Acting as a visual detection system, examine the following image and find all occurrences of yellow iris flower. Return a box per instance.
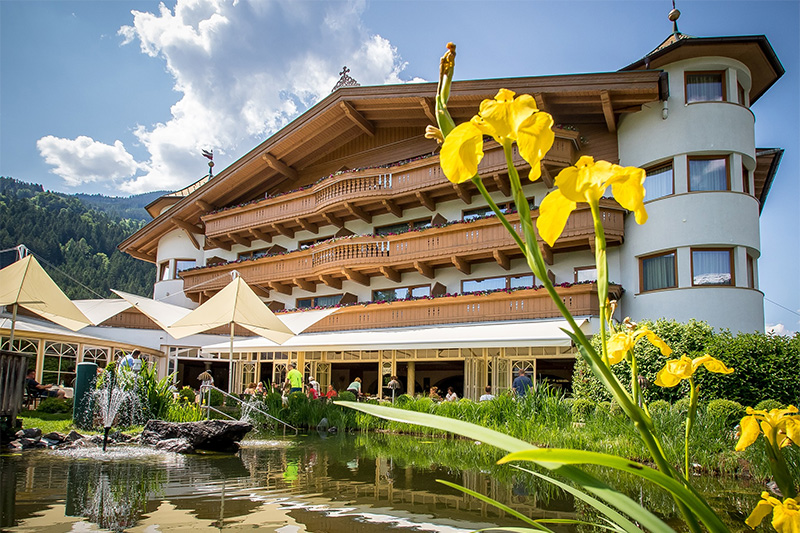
[746,492,800,532]
[653,354,733,388]
[439,89,555,184]
[537,156,647,247]
[606,326,672,365]
[736,405,800,451]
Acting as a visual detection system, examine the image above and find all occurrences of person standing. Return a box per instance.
[512,368,533,397]
[285,363,303,394]
[387,375,401,403]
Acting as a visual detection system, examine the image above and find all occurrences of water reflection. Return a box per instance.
[0,433,759,532]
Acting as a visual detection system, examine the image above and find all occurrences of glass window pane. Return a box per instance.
[692,250,732,285]
[509,275,534,288]
[297,298,312,309]
[686,73,724,103]
[159,262,170,281]
[642,253,676,292]
[689,158,728,191]
[575,268,598,283]
[463,206,495,220]
[316,294,342,307]
[175,260,195,273]
[409,286,431,298]
[644,164,673,201]
[463,277,506,293]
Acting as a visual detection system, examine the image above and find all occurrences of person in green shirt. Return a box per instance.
[285,362,303,394]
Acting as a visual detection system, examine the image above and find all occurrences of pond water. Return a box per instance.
[0,432,757,532]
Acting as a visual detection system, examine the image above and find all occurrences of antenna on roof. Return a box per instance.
[669,0,681,37]
[331,66,360,92]
[202,149,214,177]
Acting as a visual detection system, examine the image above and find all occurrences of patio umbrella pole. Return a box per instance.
[9,302,18,346]
[229,323,234,393]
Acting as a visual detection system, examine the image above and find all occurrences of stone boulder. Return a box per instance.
[141,420,252,453]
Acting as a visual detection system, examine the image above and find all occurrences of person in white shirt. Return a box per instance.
[445,386,458,402]
[479,386,495,402]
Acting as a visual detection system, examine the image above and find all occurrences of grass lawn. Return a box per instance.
[16,410,101,435]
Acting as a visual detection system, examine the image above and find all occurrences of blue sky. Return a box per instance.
[1,0,797,333]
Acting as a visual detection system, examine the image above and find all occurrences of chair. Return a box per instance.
[23,387,42,410]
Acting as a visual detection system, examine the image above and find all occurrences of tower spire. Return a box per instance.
[669,0,681,37]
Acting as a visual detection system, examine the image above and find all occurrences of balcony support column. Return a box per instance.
[406,362,415,396]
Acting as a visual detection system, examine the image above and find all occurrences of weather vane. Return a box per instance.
[669,0,681,36]
[331,66,360,92]
[202,149,214,177]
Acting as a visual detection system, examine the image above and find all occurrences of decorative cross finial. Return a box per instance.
[332,65,360,92]
[669,0,681,36]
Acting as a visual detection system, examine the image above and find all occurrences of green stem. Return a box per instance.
[766,429,798,499]
[685,379,698,481]
[589,202,609,366]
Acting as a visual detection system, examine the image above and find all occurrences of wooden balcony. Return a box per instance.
[300,283,620,333]
[181,199,625,300]
[200,129,581,247]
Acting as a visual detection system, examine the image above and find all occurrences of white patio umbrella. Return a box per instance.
[0,255,92,345]
[166,273,295,391]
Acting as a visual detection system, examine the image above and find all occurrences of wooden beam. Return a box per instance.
[294,278,316,292]
[492,173,510,196]
[414,261,434,279]
[600,90,616,133]
[172,225,200,250]
[541,164,554,189]
[419,97,436,123]
[296,217,318,234]
[195,199,214,213]
[204,237,231,252]
[172,218,203,234]
[322,212,344,228]
[534,92,547,112]
[453,183,472,204]
[319,274,342,290]
[342,267,370,286]
[227,233,251,247]
[345,202,371,223]
[415,191,436,211]
[547,269,556,285]
[451,255,471,275]
[250,284,271,299]
[379,266,401,283]
[272,223,295,238]
[268,281,292,296]
[127,248,154,262]
[381,198,403,217]
[541,243,554,265]
[493,249,510,270]
[340,101,375,137]
[249,228,272,243]
[262,153,298,180]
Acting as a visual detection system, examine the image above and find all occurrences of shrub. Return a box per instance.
[571,398,594,422]
[37,397,73,414]
[208,388,224,407]
[706,399,746,427]
[178,386,196,403]
[395,394,414,407]
[338,391,356,402]
[754,399,785,411]
[673,397,691,416]
[609,401,624,418]
[166,401,204,422]
[649,400,670,415]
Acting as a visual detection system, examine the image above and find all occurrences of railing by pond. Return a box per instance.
[200,384,298,435]
[0,350,34,431]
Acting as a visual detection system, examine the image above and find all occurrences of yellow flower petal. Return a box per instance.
[654,364,682,388]
[478,90,539,142]
[536,189,576,247]
[696,355,734,375]
[639,329,673,356]
[746,493,778,529]
[736,415,762,451]
[607,332,632,365]
[517,111,555,181]
[553,158,594,203]
[785,417,800,447]
[611,167,648,224]
[440,121,484,184]
[772,497,800,533]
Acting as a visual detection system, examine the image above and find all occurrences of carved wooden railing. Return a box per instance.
[202,129,581,239]
[301,283,617,333]
[181,200,624,296]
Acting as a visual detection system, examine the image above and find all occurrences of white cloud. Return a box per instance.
[36,0,417,194]
[36,135,144,187]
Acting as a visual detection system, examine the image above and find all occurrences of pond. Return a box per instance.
[0,432,756,532]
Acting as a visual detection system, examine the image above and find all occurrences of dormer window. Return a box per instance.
[685,71,725,103]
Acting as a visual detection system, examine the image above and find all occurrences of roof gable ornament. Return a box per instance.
[331,66,360,92]
[644,2,692,67]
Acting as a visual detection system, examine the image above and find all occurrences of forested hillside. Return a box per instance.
[0,177,155,298]
[75,190,166,221]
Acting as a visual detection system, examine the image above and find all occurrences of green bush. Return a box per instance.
[609,401,624,418]
[648,399,670,414]
[166,401,204,422]
[706,399,746,427]
[338,391,356,402]
[571,398,594,422]
[754,399,785,411]
[697,332,800,406]
[395,394,414,407]
[37,397,73,414]
[178,386,196,403]
[208,388,224,407]
[673,397,691,416]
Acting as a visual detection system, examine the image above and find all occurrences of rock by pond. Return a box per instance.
[140,419,253,453]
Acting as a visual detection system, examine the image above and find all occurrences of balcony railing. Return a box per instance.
[201,129,581,240]
[181,200,624,298]
[299,283,618,333]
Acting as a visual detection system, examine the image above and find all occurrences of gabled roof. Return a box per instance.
[621,34,784,104]
[120,70,663,262]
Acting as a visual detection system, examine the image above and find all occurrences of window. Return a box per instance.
[237,248,270,260]
[159,261,170,281]
[297,294,342,309]
[689,156,729,192]
[640,251,677,292]
[742,163,751,195]
[643,163,673,201]
[746,255,755,288]
[692,249,733,286]
[373,285,431,302]
[463,198,535,221]
[375,218,431,236]
[574,266,598,283]
[298,236,333,250]
[685,71,725,103]
[737,82,747,106]
[175,259,196,276]
[462,274,534,293]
